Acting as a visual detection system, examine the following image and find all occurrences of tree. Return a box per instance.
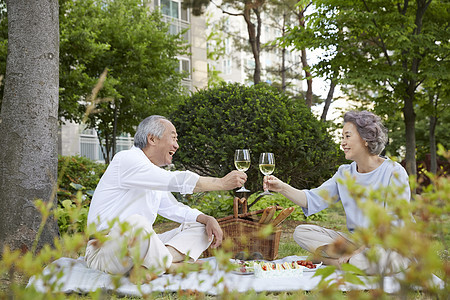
[186,0,267,85]
[264,0,304,95]
[296,1,313,108]
[58,0,187,163]
[0,0,60,252]
[282,0,450,176]
[169,82,345,192]
[274,0,339,119]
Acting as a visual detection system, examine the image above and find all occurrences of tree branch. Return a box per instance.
[361,0,393,66]
[211,0,243,17]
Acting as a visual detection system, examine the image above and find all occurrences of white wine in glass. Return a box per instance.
[259,152,275,195]
[234,149,251,192]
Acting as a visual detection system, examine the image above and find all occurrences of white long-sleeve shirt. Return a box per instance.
[302,158,410,231]
[87,146,202,231]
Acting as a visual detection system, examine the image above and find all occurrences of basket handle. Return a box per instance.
[233,197,239,218]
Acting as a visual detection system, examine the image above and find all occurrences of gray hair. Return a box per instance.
[133,115,169,149]
[343,111,388,155]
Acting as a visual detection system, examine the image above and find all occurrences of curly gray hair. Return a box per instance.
[133,115,168,149]
[343,111,388,155]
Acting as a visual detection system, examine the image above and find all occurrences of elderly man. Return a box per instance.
[85,115,247,279]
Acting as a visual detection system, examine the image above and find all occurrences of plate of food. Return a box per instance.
[294,260,323,272]
[230,259,256,275]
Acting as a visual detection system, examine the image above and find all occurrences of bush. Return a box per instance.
[56,155,106,234]
[170,82,345,192]
[58,155,106,193]
[190,191,235,219]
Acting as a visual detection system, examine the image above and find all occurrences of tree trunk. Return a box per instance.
[401,0,431,178]
[281,13,286,92]
[243,5,261,84]
[301,48,313,107]
[281,47,286,91]
[297,4,312,107]
[403,83,417,177]
[112,102,118,158]
[428,93,438,174]
[429,115,437,174]
[101,132,111,164]
[321,79,336,122]
[0,0,60,252]
[97,130,107,164]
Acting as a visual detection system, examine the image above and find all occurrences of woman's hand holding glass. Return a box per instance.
[259,152,275,196]
[263,175,284,193]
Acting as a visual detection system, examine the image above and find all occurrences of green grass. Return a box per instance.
[277,202,348,258]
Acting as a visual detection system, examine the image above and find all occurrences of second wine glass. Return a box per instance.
[234,149,251,192]
[259,152,275,196]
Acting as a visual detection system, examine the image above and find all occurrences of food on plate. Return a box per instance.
[231,259,256,274]
[254,261,303,278]
[296,259,316,269]
[231,259,321,277]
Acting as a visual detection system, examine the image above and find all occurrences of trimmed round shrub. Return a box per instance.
[169,82,345,192]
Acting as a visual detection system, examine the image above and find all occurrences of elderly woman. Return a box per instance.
[264,111,410,275]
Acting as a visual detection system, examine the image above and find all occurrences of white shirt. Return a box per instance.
[87,146,202,231]
[302,158,410,231]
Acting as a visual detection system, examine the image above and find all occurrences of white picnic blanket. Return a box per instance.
[27,255,443,296]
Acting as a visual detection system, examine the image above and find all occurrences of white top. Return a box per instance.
[87,146,202,231]
[302,158,410,231]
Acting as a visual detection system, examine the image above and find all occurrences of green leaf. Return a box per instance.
[61,199,74,209]
[69,183,84,191]
[313,265,336,279]
[343,272,365,286]
[340,263,365,276]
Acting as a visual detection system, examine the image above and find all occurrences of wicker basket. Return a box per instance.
[204,217,282,260]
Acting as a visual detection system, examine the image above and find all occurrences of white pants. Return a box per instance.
[85,214,211,275]
[294,224,410,275]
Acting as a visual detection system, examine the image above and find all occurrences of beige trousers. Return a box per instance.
[85,214,211,275]
[293,224,410,275]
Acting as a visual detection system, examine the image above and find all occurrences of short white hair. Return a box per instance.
[133,115,168,149]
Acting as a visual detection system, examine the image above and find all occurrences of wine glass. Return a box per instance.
[259,152,275,195]
[234,149,251,192]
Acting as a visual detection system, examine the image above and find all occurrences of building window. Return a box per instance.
[79,128,103,162]
[158,0,189,21]
[225,38,231,55]
[79,127,133,162]
[161,0,179,19]
[222,59,232,75]
[176,57,191,79]
[157,0,190,42]
[246,59,255,69]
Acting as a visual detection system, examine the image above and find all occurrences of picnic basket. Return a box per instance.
[204,196,293,260]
